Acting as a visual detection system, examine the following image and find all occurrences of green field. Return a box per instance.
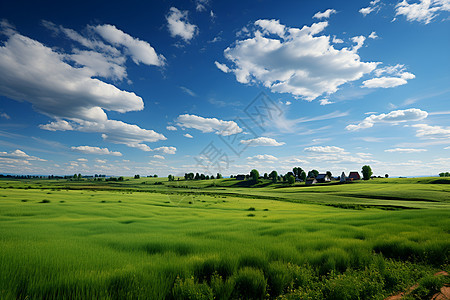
[0,177,449,299]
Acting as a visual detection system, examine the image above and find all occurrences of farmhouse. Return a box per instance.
[316,174,331,183]
[235,174,246,180]
[305,178,317,185]
[347,172,361,181]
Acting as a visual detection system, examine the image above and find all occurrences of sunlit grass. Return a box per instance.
[0,178,449,299]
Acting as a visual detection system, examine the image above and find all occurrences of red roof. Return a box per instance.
[348,172,360,180]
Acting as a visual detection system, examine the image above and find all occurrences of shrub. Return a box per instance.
[248,207,256,211]
[39,199,50,203]
[232,267,267,300]
[172,276,213,300]
[410,274,449,299]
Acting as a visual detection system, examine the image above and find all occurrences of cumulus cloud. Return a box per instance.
[77,158,88,162]
[411,123,450,139]
[359,0,381,16]
[0,23,166,152]
[184,133,193,138]
[0,149,46,161]
[153,146,177,155]
[385,148,427,153]
[362,64,415,88]
[368,31,379,39]
[313,9,337,19]
[304,146,346,153]
[166,7,198,42]
[166,125,177,131]
[221,19,377,100]
[94,24,165,66]
[240,137,285,146]
[71,146,122,156]
[346,108,428,131]
[247,154,278,161]
[395,0,450,24]
[176,114,242,136]
[153,155,165,159]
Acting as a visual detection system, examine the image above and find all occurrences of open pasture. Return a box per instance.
[0,178,449,299]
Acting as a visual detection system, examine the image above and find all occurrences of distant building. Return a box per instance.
[305,178,317,185]
[347,172,361,181]
[340,172,347,183]
[235,174,246,180]
[316,174,331,183]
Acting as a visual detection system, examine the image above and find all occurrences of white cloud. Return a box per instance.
[95,159,107,164]
[70,49,127,80]
[362,64,415,88]
[247,154,278,161]
[304,146,346,153]
[240,137,285,146]
[71,146,122,156]
[385,148,427,153]
[0,149,46,162]
[332,35,344,43]
[166,7,198,42]
[94,24,165,66]
[359,0,381,16]
[176,114,242,136]
[362,76,409,88]
[39,120,74,131]
[222,19,377,101]
[411,123,450,139]
[77,158,88,162]
[184,133,193,138]
[1,112,10,119]
[346,108,428,131]
[368,31,379,39]
[0,32,143,122]
[319,98,334,105]
[153,146,177,155]
[313,9,337,19]
[445,146,450,149]
[395,0,450,24]
[214,61,230,73]
[166,125,177,131]
[153,155,165,160]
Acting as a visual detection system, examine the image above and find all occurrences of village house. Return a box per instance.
[347,172,361,181]
[305,178,318,185]
[316,174,331,183]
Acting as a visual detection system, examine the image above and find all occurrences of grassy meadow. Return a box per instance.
[0,177,449,299]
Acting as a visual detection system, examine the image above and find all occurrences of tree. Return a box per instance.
[362,165,373,180]
[168,175,175,181]
[326,171,332,178]
[385,174,389,178]
[287,174,295,185]
[250,169,259,182]
[154,174,158,178]
[118,176,124,181]
[200,174,206,180]
[293,167,304,178]
[195,173,200,180]
[269,170,278,183]
[206,175,210,180]
[263,173,268,179]
[134,174,140,179]
[211,175,215,179]
[300,171,307,182]
[307,170,319,178]
[78,173,82,180]
[216,173,223,179]
[73,173,77,180]
[230,175,234,178]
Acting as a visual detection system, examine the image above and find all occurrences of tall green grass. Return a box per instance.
[0,178,448,299]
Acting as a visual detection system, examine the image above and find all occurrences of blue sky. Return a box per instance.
[0,0,449,177]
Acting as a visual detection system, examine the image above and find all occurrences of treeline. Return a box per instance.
[439,172,450,177]
[176,173,224,181]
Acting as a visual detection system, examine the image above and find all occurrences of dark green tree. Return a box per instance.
[134,174,140,179]
[216,173,223,179]
[385,174,389,178]
[263,173,268,179]
[269,170,278,183]
[326,171,332,178]
[362,165,373,180]
[287,174,295,185]
[307,170,319,178]
[250,169,259,182]
[300,171,307,182]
